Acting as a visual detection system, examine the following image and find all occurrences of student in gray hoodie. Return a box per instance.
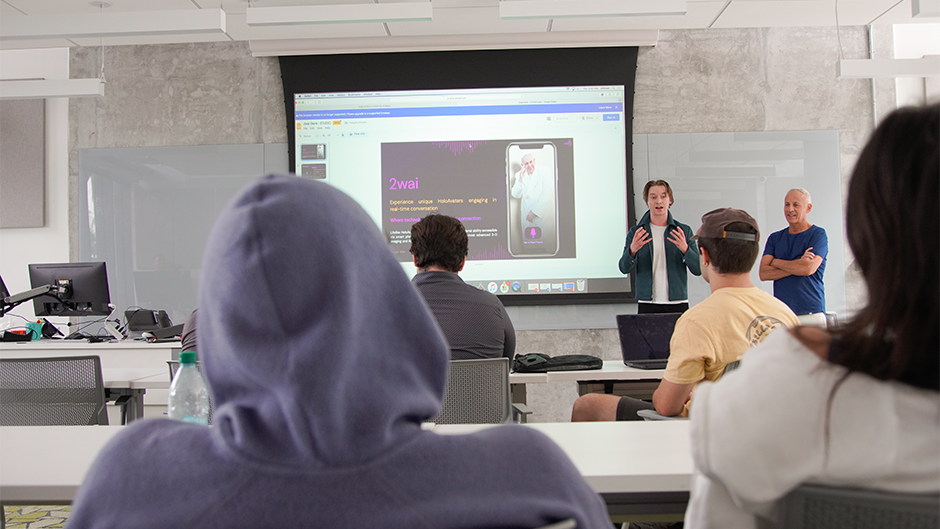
[69,174,611,529]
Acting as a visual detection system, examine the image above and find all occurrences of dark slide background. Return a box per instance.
[382,138,575,261]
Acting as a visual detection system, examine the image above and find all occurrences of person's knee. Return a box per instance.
[571,393,618,422]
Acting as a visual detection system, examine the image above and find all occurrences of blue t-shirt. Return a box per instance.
[762,225,827,315]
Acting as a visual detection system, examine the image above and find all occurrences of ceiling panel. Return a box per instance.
[387,5,547,36]
[0,2,25,17]
[1,0,936,50]
[552,2,727,31]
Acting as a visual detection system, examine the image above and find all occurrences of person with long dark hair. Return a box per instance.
[683,104,940,528]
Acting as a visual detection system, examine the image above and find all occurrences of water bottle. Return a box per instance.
[167,351,210,425]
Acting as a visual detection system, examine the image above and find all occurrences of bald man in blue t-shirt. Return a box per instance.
[759,188,828,326]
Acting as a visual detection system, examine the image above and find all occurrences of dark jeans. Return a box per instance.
[637,302,689,314]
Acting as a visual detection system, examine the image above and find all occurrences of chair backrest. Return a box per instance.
[0,355,108,425]
[431,358,512,425]
[167,360,213,424]
[779,484,940,529]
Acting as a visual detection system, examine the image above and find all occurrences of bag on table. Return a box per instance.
[511,353,602,373]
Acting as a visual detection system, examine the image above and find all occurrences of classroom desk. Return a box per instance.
[435,421,691,519]
[1,341,177,424]
[0,339,180,369]
[0,421,692,520]
[509,360,665,404]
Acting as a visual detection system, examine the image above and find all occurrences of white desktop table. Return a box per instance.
[509,360,665,404]
[0,339,180,369]
[0,421,692,519]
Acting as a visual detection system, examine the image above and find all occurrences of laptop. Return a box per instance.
[0,273,9,301]
[616,313,682,370]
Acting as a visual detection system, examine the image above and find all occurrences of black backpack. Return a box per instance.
[511,353,603,373]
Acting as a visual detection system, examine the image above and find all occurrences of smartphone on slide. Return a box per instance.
[507,142,558,257]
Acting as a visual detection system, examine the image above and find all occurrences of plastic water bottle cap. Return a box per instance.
[179,351,197,364]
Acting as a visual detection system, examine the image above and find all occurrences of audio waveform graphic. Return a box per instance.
[469,243,512,261]
[431,140,488,156]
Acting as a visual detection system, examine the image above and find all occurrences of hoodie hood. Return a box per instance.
[198,174,449,468]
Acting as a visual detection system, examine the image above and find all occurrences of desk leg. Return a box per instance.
[105,388,147,424]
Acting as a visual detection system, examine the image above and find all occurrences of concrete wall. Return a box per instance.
[62,28,877,422]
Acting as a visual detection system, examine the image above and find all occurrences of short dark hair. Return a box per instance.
[643,180,674,204]
[409,214,468,272]
[696,221,759,274]
[832,104,939,391]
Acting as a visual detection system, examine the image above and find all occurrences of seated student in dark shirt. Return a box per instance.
[410,214,515,360]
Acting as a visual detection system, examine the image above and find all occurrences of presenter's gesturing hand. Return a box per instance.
[667,227,689,254]
[629,227,652,257]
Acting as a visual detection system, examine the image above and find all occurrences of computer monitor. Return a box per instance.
[28,262,112,317]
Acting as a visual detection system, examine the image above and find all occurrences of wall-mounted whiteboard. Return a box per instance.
[633,130,845,318]
[78,130,844,330]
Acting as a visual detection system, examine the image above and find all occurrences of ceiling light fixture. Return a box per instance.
[0,78,106,99]
[836,57,940,78]
[912,0,940,18]
[499,0,687,20]
[0,8,226,41]
[246,2,432,26]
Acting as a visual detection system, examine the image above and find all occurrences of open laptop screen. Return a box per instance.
[616,313,682,362]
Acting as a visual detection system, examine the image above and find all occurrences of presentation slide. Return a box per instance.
[293,85,631,299]
[381,138,575,261]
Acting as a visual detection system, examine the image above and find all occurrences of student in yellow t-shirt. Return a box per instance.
[572,208,799,421]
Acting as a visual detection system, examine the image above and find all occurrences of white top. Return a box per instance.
[649,223,669,303]
[685,330,940,528]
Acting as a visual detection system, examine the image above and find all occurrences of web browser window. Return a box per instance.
[293,85,631,297]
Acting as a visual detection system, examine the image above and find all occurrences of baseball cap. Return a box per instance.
[692,208,759,241]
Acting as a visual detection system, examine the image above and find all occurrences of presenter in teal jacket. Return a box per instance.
[619,180,701,313]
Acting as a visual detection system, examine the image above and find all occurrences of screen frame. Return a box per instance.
[28,262,112,317]
[279,47,638,305]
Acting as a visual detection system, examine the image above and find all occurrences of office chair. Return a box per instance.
[0,356,109,529]
[778,484,940,529]
[167,360,213,424]
[0,355,108,425]
[430,358,530,424]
